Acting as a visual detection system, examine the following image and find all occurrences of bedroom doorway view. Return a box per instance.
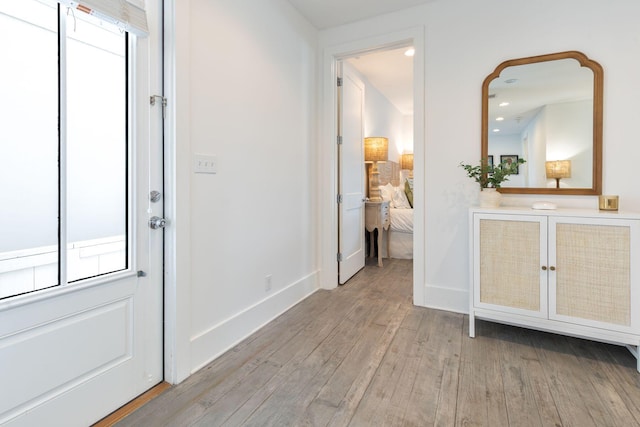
[337,45,415,288]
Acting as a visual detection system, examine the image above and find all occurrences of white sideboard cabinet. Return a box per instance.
[469,207,640,371]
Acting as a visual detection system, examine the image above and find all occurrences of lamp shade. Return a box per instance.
[545,160,571,179]
[364,137,389,162]
[401,153,414,170]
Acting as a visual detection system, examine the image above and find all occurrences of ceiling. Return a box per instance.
[488,58,593,136]
[286,0,435,30]
[346,47,414,115]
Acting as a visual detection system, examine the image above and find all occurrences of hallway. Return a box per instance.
[115,259,640,426]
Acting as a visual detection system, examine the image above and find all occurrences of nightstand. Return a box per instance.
[365,200,390,267]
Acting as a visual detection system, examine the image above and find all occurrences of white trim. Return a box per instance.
[162,0,192,385]
[0,270,138,312]
[424,284,468,314]
[162,0,178,384]
[190,272,319,373]
[318,27,426,308]
[128,28,139,290]
[59,10,68,287]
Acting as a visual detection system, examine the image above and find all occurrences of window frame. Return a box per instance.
[0,1,134,301]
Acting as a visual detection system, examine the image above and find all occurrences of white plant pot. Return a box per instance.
[479,188,502,208]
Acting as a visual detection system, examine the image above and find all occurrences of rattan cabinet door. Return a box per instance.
[474,214,547,318]
[549,217,638,332]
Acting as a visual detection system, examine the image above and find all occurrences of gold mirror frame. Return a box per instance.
[482,51,603,195]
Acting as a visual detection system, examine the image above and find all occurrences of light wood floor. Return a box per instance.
[115,258,640,427]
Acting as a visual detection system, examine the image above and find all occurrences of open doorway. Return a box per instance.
[319,27,425,306]
[337,45,415,284]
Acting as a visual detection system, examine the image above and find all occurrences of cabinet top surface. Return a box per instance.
[470,206,640,219]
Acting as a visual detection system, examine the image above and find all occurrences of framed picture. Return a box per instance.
[487,155,494,167]
[500,155,520,174]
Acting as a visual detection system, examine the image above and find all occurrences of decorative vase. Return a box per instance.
[479,188,502,208]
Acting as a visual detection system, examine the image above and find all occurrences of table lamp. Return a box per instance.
[545,160,571,188]
[364,137,389,202]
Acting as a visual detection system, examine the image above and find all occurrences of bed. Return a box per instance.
[373,161,413,260]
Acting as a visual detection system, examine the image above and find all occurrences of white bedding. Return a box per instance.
[379,181,414,259]
[390,208,413,233]
[382,207,413,259]
[385,230,413,259]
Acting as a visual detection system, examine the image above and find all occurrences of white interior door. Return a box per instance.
[0,1,163,425]
[338,62,366,284]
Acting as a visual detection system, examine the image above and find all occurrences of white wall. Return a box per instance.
[509,101,592,189]
[363,77,405,162]
[166,0,640,381]
[523,109,547,188]
[545,101,593,188]
[345,63,406,162]
[402,114,414,153]
[319,0,640,313]
[171,0,319,375]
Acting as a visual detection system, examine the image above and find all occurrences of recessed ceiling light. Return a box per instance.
[404,48,415,57]
[499,102,510,107]
[493,129,501,133]
[496,117,504,121]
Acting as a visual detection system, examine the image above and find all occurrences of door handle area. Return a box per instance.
[149,216,167,230]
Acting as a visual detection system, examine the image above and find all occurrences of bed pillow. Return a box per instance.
[391,185,412,209]
[405,177,414,190]
[379,182,394,202]
[405,179,413,208]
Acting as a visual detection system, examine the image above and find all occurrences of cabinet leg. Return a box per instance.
[469,312,475,338]
[369,231,375,259]
[624,344,640,372]
[386,228,390,260]
[377,229,383,267]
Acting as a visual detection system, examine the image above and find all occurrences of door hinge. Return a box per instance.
[150,95,167,119]
[337,77,343,87]
[337,135,343,145]
[337,194,343,203]
[337,253,343,262]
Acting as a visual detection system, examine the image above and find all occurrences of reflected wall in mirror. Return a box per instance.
[482,51,603,195]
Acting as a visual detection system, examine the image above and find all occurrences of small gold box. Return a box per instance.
[599,195,619,211]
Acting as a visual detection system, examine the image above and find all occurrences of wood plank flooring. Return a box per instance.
[114,259,640,427]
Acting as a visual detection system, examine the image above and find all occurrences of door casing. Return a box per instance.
[318,27,425,306]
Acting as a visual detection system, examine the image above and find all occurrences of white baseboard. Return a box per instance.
[190,271,319,373]
[422,284,468,314]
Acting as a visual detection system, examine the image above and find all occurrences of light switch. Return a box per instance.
[194,154,217,174]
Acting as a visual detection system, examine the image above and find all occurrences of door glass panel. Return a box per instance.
[0,1,59,298]
[65,12,128,282]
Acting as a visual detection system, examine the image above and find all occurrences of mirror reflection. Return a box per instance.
[482,51,603,195]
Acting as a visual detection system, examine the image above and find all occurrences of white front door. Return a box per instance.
[0,1,164,425]
[338,62,366,284]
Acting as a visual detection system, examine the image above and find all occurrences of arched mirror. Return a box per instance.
[482,51,603,195]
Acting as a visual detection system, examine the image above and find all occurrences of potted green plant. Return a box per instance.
[459,158,525,207]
